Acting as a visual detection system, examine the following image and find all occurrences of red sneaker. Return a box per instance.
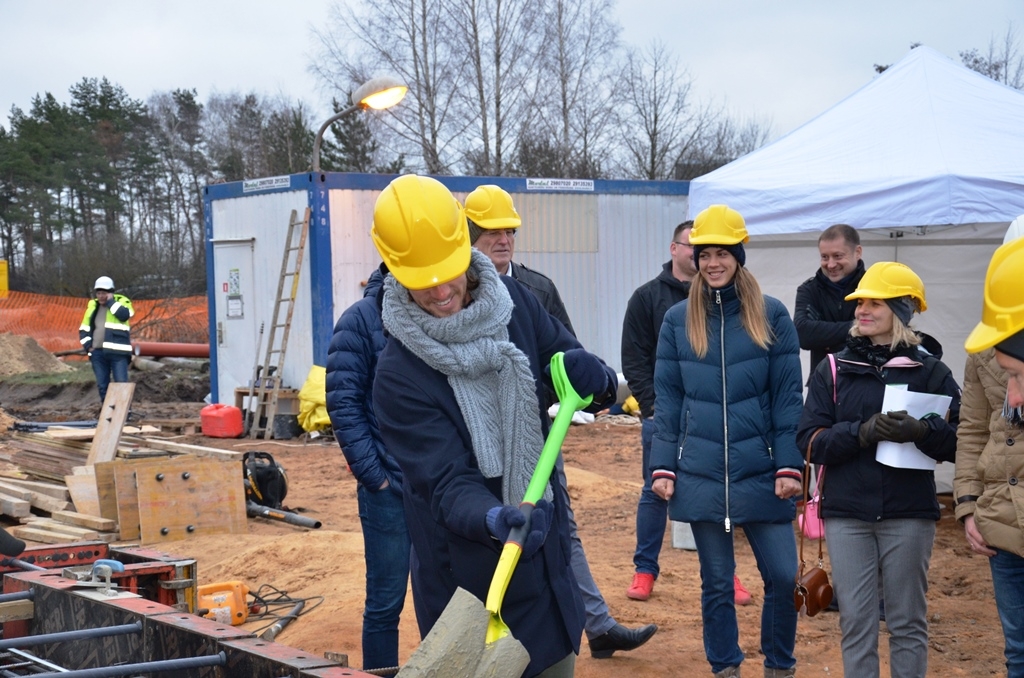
[734,575,752,605]
[627,573,655,601]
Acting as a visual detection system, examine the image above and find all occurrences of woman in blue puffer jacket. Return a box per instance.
[651,205,805,678]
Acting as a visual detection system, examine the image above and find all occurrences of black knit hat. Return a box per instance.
[692,242,746,268]
[996,329,1024,363]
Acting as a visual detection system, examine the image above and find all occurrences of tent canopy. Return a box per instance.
[689,46,1024,235]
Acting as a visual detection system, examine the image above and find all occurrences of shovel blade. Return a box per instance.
[398,587,530,678]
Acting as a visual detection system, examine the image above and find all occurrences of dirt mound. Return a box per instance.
[0,334,73,378]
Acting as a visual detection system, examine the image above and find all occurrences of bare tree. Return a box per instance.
[618,41,708,180]
[960,24,1024,89]
[313,0,471,173]
[454,0,543,175]
[529,0,621,178]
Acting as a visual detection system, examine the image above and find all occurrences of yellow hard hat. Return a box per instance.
[370,175,470,291]
[845,261,927,312]
[965,236,1024,353]
[690,205,749,246]
[464,185,521,230]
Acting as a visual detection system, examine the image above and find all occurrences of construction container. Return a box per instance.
[202,173,689,408]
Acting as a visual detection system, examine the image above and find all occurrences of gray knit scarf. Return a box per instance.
[381,249,551,506]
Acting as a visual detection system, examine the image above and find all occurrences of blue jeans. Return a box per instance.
[89,349,130,402]
[357,484,411,673]
[990,548,1024,678]
[633,417,667,576]
[690,520,798,673]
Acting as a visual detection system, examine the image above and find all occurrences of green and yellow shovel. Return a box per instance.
[483,351,593,644]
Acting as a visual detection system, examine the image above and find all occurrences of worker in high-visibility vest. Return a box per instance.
[79,275,135,402]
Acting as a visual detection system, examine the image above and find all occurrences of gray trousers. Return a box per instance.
[825,517,935,678]
[556,455,615,639]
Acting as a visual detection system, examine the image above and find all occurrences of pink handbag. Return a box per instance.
[798,483,825,540]
[798,354,835,541]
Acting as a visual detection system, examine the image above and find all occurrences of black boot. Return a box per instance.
[588,623,658,658]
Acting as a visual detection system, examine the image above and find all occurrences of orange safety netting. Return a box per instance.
[0,291,209,356]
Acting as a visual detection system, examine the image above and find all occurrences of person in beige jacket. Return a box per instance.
[959,225,1024,678]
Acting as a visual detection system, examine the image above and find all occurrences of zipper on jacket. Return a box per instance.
[678,410,690,460]
[717,290,731,533]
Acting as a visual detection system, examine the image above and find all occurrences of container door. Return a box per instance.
[213,240,258,405]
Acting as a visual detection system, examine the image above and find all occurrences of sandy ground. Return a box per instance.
[0,357,1009,676]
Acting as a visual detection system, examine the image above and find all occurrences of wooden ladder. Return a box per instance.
[249,208,310,439]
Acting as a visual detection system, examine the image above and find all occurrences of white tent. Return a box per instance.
[688,46,1024,493]
[689,45,1024,233]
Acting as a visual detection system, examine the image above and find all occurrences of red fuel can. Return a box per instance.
[200,403,243,438]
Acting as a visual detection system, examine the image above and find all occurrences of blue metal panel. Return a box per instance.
[308,176,334,366]
[208,172,690,198]
[202,188,220,402]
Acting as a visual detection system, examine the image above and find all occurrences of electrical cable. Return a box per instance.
[245,584,324,637]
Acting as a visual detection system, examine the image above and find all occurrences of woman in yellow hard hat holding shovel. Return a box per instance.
[370,175,618,677]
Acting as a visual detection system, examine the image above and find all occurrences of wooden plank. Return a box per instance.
[123,436,244,461]
[136,457,246,545]
[45,425,160,441]
[86,382,136,465]
[50,510,117,532]
[113,464,141,541]
[0,492,31,518]
[10,525,75,545]
[0,482,32,501]
[0,478,70,500]
[64,474,102,517]
[0,600,34,623]
[28,494,73,514]
[92,463,119,521]
[19,518,101,540]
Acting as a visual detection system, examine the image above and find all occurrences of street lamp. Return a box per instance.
[311,76,408,172]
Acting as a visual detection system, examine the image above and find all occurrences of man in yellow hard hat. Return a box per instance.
[464,183,658,659]
[464,184,574,333]
[79,275,135,403]
[960,232,1024,677]
[371,174,620,676]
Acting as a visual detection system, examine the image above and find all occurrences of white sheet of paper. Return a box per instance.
[874,385,952,471]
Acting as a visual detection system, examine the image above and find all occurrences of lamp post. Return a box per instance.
[311,76,408,172]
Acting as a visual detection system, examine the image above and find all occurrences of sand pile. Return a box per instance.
[0,333,74,379]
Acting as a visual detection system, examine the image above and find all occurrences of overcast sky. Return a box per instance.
[1,0,1020,141]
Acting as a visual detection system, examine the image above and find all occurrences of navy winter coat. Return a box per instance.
[796,342,961,522]
[373,277,616,677]
[650,284,805,529]
[325,266,403,494]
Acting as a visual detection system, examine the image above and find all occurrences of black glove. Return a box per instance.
[558,348,609,400]
[858,413,884,448]
[520,500,551,558]
[486,505,525,543]
[485,500,552,558]
[876,410,930,443]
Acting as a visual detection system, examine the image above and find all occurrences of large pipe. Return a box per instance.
[132,342,209,358]
[0,620,142,649]
[30,651,226,677]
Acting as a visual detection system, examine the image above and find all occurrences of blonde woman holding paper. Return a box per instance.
[796,261,961,678]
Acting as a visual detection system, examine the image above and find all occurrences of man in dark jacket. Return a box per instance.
[325,263,408,676]
[466,183,657,658]
[794,224,866,375]
[620,221,696,602]
[371,175,619,676]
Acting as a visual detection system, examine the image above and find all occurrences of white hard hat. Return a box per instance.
[1005,214,1024,245]
[94,276,115,291]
